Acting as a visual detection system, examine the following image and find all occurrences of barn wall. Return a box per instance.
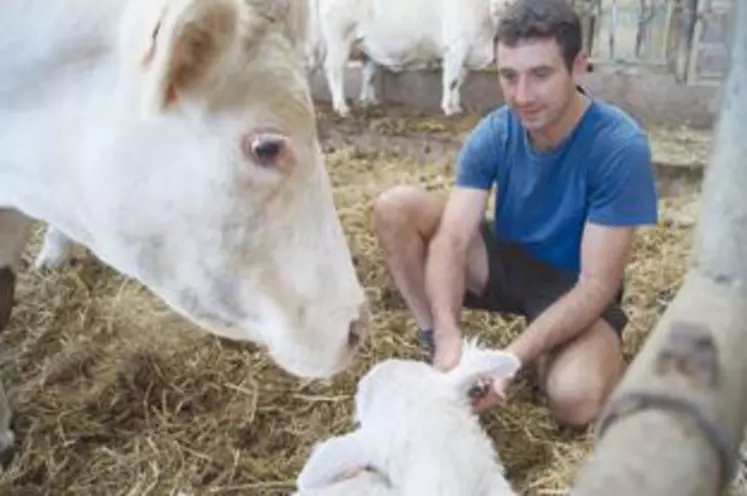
[308,64,721,129]
[308,0,736,130]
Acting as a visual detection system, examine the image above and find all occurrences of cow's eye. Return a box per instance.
[241,131,295,173]
[252,137,282,160]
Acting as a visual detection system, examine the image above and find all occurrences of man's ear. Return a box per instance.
[573,51,591,77]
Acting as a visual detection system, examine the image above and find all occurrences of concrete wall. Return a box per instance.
[309,64,722,129]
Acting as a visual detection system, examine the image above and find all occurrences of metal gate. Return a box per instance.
[572,0,734,84]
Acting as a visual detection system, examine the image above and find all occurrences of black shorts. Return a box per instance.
[463,220,628,340]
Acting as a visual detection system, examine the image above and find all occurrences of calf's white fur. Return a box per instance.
[293,338,520,495]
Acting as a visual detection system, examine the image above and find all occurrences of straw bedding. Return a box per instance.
[0,103,730,495]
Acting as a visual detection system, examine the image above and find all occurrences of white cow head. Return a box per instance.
[76,0,369,379]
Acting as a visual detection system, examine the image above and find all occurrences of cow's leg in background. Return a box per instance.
[441,44,467,116]
[321,15,357,116]
[0,208,31,455]
[35,226,76,270]
[358,54,379,107]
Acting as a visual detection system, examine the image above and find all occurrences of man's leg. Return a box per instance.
[499,239,628,428]
[372,184,491,356]
[536,320,624,428]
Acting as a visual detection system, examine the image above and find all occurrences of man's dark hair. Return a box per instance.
[495,0,583,71]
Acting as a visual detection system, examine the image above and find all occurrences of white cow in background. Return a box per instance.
[314,0,513,117]
[302,0,325,75]
[0,0,370,450]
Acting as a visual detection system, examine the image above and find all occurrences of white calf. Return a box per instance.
[293,338,521,495]
[315,0,512,117]
[0,0,370,452]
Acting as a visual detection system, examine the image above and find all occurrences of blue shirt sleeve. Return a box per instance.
[587,134,659,226]
[455,111,504,190]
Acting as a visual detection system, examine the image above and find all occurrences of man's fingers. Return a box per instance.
[471,392,499,413]
[468,379,491,399]
[470,387,502,411]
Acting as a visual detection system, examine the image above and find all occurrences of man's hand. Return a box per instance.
[470,376,510,413]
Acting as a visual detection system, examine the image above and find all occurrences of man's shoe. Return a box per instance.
[418,329,436,363]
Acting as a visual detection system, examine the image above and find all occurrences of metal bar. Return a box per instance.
[676,0,701,81]
[609,0,619,59]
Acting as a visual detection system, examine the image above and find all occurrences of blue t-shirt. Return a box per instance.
[456,97,658,274]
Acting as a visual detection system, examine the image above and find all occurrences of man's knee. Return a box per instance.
[373,185,442,241]
[545,372,611,427]
[541,334,623,427]
[374,185,420,235]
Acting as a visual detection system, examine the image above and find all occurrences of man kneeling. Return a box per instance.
[373,0,658,428]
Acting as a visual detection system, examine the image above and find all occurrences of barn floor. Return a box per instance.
[0,102,729,495]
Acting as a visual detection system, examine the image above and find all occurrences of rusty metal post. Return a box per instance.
[570,0,747,493]
[675,0,701,81]
[575,0,599,58]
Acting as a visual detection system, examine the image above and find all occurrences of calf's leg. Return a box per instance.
[0,208,33,330]
[0,208,34,454]
[35,226,76,270]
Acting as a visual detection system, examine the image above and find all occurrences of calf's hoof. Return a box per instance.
[34,242,75,270]
[0,428,14,455]
[0,267,15,332]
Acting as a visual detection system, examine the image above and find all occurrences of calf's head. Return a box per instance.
[295,339,521,491]
[96,0,368,379]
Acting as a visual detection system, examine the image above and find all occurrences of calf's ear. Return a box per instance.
[297,430,375,491]
[138,0,242,113]
[444,338,521,396]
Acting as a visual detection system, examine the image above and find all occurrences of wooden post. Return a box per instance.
[570,0,747,494]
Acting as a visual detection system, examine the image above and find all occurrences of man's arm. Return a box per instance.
[505,222,635,365]
[505,132,658,366]
[425,110,503,370]
[425,187,490,369]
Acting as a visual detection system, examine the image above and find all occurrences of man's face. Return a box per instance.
[496,37,584,132]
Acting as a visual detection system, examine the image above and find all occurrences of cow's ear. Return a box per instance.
[138,0,241,113]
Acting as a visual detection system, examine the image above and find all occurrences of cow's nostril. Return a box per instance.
[348,319,363,349]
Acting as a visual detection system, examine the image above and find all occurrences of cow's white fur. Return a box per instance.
[293,338,521,495]
[313,0,513,117]
[0,0,368,386]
